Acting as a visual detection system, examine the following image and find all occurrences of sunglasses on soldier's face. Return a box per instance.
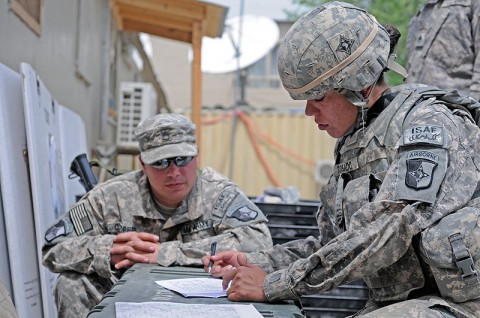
[150,156,195,170]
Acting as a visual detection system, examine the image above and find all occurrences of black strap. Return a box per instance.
[449,233,479,286]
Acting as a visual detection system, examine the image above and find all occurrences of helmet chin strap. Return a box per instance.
[341,78,380,136]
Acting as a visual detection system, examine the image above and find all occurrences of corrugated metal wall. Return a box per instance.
[196,109,336,200]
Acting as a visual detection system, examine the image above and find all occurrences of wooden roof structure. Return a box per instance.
[110,0,228,158]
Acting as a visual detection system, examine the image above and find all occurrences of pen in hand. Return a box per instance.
[208,241,217,273]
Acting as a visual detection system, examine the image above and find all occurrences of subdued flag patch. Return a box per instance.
[69,203,93,235]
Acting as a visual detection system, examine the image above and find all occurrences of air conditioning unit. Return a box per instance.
[116,82,157,149]
[314,160,335,184]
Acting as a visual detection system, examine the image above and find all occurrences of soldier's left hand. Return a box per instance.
[221,254,268,302]
[111,231,160,269]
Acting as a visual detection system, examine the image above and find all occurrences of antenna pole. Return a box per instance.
[229,0,246,179]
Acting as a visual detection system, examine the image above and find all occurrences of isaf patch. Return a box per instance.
[213,189,237,214]
[403,125,444,146]
[69,202,93,235]
[226,205,258,222]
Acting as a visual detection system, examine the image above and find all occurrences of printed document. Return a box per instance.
[155,277,227,298]
[115,301,264,318]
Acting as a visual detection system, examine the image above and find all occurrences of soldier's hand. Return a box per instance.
[202,250,247,277]
[222,254,268,302]
[110,232,160,269]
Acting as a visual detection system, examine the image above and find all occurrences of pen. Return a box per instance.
[208,241,217,273]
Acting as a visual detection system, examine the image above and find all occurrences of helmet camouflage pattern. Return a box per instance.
[278,1,390,100]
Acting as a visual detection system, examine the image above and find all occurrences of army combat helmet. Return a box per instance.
[278,1,406,103]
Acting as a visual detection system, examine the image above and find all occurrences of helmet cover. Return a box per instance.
[278,1,390,100]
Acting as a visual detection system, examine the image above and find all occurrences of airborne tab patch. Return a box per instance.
[403,125,444,146]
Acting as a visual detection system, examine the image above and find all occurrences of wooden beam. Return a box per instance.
[191,20,203,165]
[123,21,193,42]
[116,7,194,33]
[113,0,206,21]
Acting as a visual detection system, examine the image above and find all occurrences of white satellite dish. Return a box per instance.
[190,15,280,74]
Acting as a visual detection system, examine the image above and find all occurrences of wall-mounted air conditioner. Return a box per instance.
[116,82,157,150]
[314,160,335,185]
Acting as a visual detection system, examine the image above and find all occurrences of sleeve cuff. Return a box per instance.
[263,269,298,302]
[91,234,115,278]
[245,252,274,272]
[157,241,181,267]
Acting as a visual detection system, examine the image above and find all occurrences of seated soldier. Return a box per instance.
[42,113,273,318]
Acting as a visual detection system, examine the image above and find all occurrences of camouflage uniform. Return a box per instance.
[406,0,480,101]
[0,279,19,318]
[246,84,480,317]
[261,3,480,316]
[42,113,273,317]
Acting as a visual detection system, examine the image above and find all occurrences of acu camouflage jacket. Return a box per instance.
[42,167,272,279]
[247,84,480,313]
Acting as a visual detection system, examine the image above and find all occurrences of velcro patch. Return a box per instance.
[226,205,258,222]
[403,125,444,146]
[395,148,447,204]
[213,189,237,214]
[181,219,213,235]
[44,218,72,242]
[405,155,438,190]
[69,203,93,236]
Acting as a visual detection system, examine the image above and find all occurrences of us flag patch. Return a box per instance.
[69,203,93,235]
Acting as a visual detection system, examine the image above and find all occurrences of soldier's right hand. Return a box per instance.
[202,250,247,277]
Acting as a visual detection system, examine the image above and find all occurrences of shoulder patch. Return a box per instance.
[69,203,93,235]
[403,125,444,146]
[213,189,237,213]
[395,148,448,204]
[405,151,439,189]
[226,205,258,222]
[44,218,73,242]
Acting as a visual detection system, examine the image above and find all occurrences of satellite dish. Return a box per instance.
[190,15,280,74]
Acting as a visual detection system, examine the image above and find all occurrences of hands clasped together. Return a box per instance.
[202,250,268,302]
[110,232,160,269]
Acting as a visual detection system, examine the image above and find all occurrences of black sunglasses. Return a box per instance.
[150,156,195,170]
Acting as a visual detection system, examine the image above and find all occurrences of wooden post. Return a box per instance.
[191,20,203,166]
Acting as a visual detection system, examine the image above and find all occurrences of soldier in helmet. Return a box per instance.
[42,113,273,318]
[203,2,480,317]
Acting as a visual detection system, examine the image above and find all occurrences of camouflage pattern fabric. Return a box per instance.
[277,1,390,100]
[134,113,198,164]
[245,84,480,317]
[0,279,19,318]
[42,167,272,318]
[406,0,480,101]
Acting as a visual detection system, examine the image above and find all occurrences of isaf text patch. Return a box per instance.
[226,205,258,222]
[69,202,93,235]
[403,125,444,146]
[213,189,237,214]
